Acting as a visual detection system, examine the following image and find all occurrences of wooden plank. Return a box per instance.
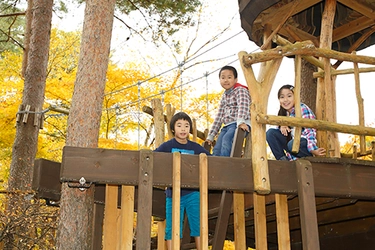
[92,202,105,250]
[275,194,291,250]
[199,153,208,249]
[157,220,167,250]
[296,160,320,250]
[233,192,246,250]
[254,193,267,250]
[171,152,181,250]
[103,185,118,250]
[211,191,233,250]
[119,186,134,250]
[230,128,247,157]
[135,150,153,250]
[60,147,375,199]
[32,159,61,201]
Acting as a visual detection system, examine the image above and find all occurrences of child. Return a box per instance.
[266,84,326,160]
[206,65,251,156]
[154,112,210,250]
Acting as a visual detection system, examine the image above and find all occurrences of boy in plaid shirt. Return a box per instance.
[206,65,251,156]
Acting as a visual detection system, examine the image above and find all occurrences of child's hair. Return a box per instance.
[219,65,238,79]
[169,112,193,135]
[277,84,295,116]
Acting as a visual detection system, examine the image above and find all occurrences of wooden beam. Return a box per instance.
[261,0,322,27]
[332,16,375,43]
[256,113,375,136]
[313,66,375,78]
[60,147,375,199]
[338,0,375,19]
[241,40,375,66]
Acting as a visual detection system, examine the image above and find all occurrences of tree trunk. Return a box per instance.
[56,0,116,249]
[300,58,317,113]
[6,0,52,248]
[8,0,53,191]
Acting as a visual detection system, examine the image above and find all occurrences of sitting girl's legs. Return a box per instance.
[287,138,313,158]
[266,128,288,160]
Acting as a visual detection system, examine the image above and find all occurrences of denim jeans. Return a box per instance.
[213,123,237,156]
[266,128,313,160]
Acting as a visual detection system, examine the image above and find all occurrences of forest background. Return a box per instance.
[1,0,375,248]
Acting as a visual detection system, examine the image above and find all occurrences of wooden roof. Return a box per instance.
[238,0,375,52]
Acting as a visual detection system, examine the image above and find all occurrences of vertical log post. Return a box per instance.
[239,50,282,193]
[353,144,358,160]
[292,55,302,153]
[152,99,165,147]
[316,0,340,157]
[353,51,366,154]
[166,103,175,140]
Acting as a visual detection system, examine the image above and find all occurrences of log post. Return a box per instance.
[353,51,366,154]
[152,99,164,147]
[316,0,340,157]
[292,55,302,153]
[239,51,282,194]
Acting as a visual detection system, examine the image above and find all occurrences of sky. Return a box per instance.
[51,0,375,145]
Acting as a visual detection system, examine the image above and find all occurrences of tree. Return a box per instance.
[4,0,53,248]
[55,0,116,248]
[8,0,53,191]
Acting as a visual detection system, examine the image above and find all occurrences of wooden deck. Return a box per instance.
[33,146,375,249]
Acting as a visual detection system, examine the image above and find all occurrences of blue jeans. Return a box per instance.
[266,128,312,160]
[213,123,237,156]
[165,191,200,240]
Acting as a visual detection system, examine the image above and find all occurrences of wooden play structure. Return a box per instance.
[32,0,375,249]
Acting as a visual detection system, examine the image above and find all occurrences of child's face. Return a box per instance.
[278,88,295,112]
[174,119,190,142]
[219,69,237,90]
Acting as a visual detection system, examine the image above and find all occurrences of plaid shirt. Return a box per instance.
[287,103,318,160]
[207,83,251,141]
